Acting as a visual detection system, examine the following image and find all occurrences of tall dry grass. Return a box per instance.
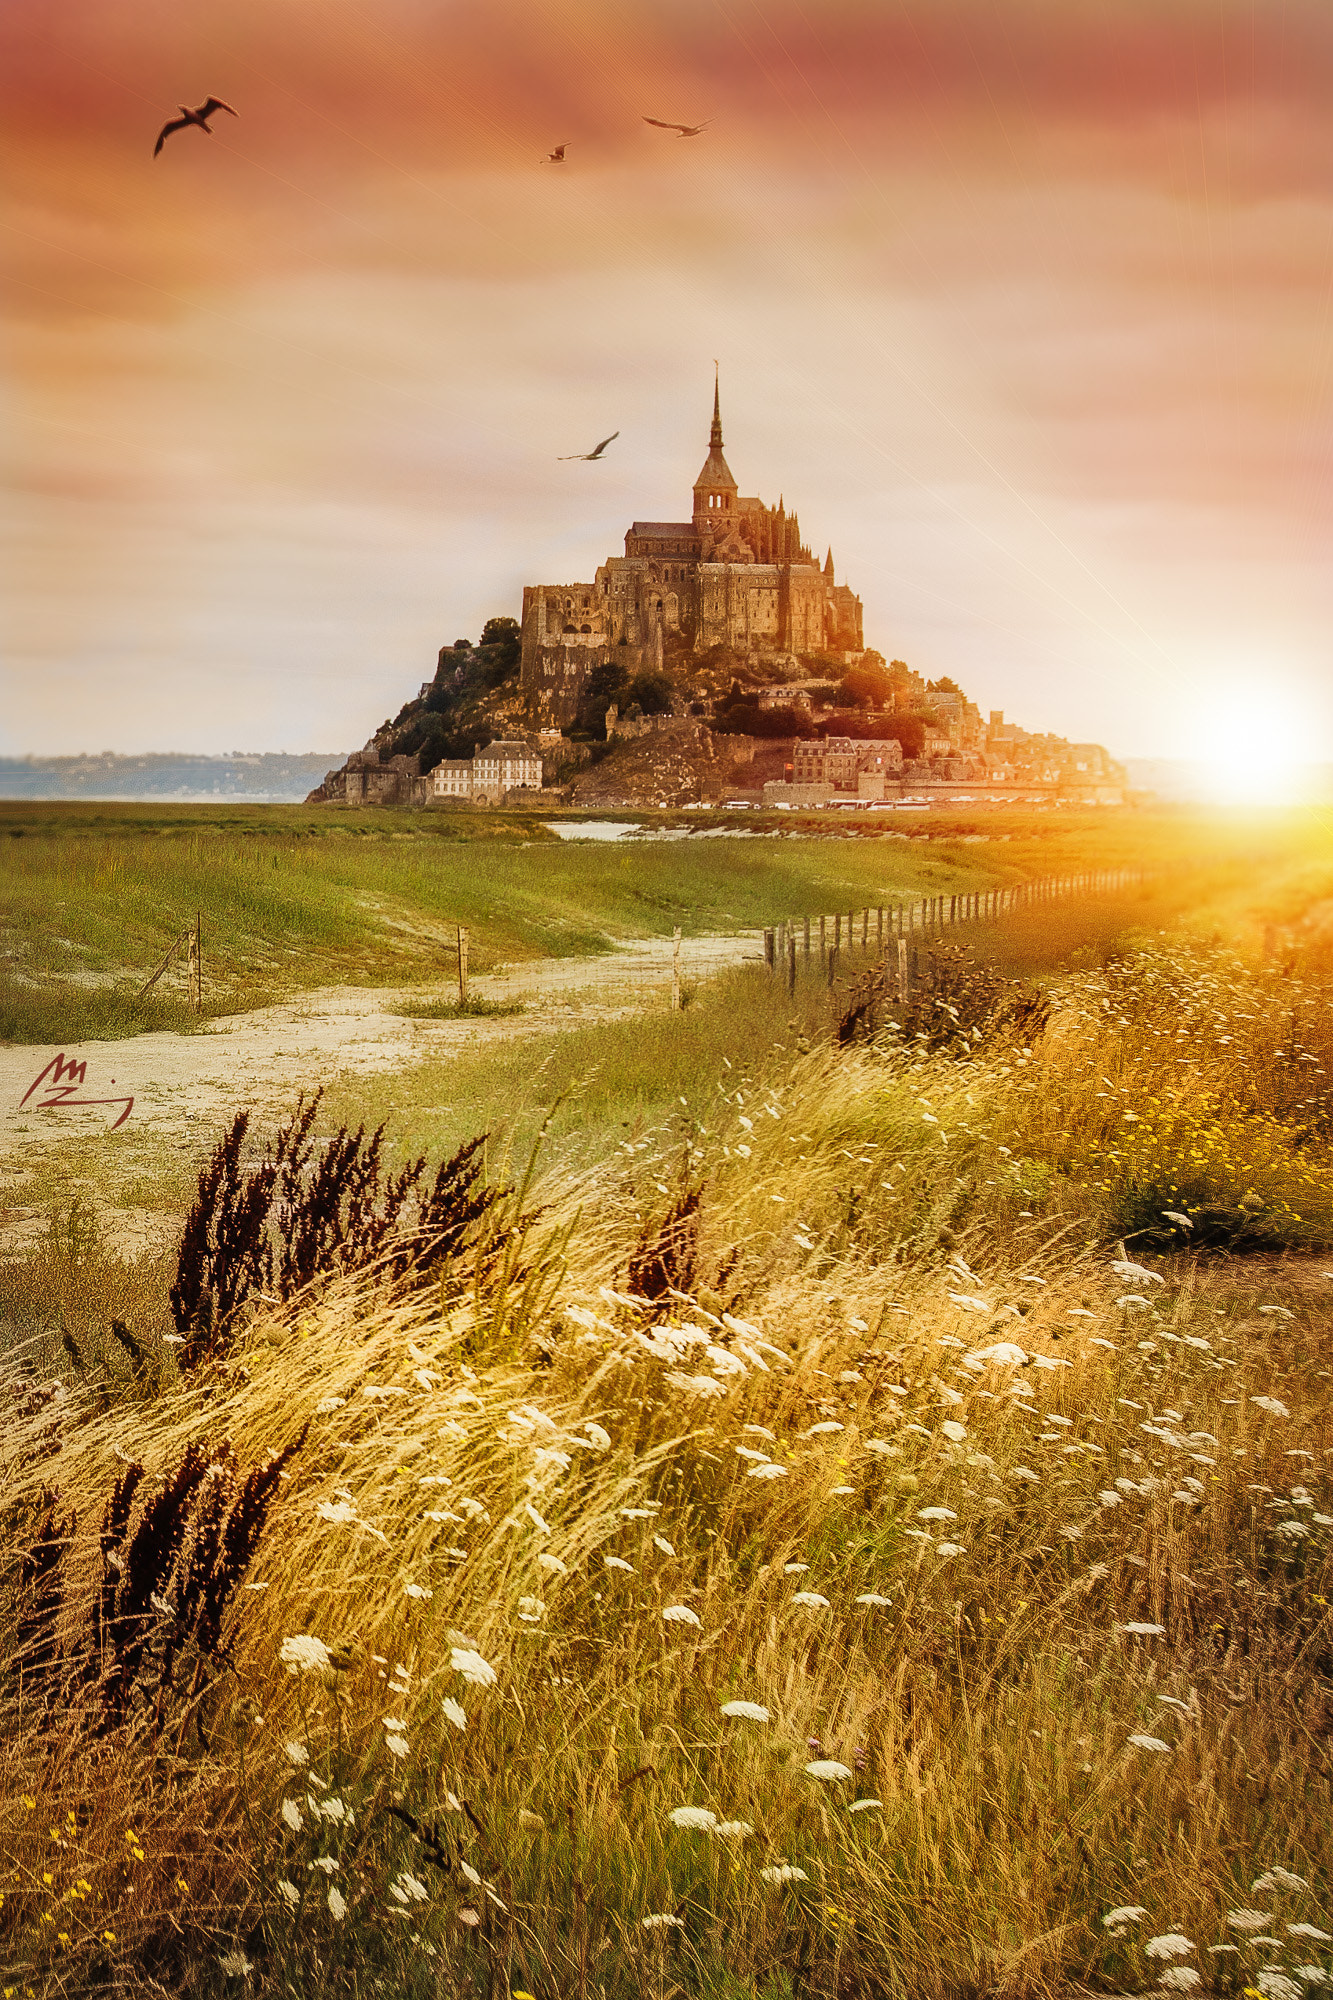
[1,941,1330,2000]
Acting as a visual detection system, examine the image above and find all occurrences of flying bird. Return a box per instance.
[543,143,568,163]
[153,96,237,157]
[558,431,619,461]
[642,116,712,138]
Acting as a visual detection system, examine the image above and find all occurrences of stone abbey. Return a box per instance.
[521,381,865,727]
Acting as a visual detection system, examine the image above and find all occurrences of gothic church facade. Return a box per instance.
[521,384,865,727]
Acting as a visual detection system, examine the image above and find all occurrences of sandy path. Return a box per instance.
[0,930,762,1195]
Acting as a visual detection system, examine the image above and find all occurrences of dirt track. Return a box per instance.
[0,932,761,1251]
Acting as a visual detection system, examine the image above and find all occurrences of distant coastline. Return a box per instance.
[3,751,1329,806]
[0,752,347,804]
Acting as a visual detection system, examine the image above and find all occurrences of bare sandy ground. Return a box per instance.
[0,932,761,1253]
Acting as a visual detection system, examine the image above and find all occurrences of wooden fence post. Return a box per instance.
[671,926,682,1010]
[877,906,884,947]
[764,928,775,973]
[804,915,812,960]
[820,915,827,960]
[897,934,908,1002]
[787,931,797,995]
[457,925,469,1004]
[826,944,838,989]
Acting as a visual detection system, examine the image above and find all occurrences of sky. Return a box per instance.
[4,0,1332,761]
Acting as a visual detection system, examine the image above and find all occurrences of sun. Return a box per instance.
[1192,685,1311,805]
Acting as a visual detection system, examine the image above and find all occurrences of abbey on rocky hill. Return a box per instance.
[521,378,865,728]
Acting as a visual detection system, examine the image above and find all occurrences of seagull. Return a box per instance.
[558,430,619,461]
[153,96,237,157]
[543,143,568,164]
[643,116,712,138]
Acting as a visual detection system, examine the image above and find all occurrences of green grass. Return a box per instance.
[4,797,1329,1046]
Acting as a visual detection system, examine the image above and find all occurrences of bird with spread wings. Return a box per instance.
[558,431,619,461]
[154,97,237,157]
[543,143,568,164]
[642,116,712,138]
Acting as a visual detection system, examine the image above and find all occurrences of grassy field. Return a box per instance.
[2,803,1331,1998]
[4,798,1329,1044]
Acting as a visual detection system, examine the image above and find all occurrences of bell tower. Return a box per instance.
[692,368,739,530]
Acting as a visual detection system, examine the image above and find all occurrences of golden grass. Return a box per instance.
[2,929,1330,2000]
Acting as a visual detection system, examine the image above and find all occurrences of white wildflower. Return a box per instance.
[720,1700,771,1722]
[941,1420,967,1443]
[451,1646,497,1686]
[1111,1260,1165,1285]
[1251,1397,1290,1418]
[442,1698,467,1730]
[1229,1911,1273,1930]
[855,1592,892,1607]
[277,1879,300,1908]
[760,1863,808,1884]
[1254,1870,1309,1893]
[969,1342,1028,1367]
[1012,1467,1040,1483]
[584,1421,612,1450]
[918,1506,957,1522]
[653,1535,677,1557]
[936,1542,965,1558]
[279,1635,331,1675]
[538,1552,567,1576]
[1158,1970,1200,1991]
[1100,1491,1122,1508]
[747,1462,787,1480]
[391,1871,429,1904]
[604,1555,634,1573]
[403,1582,433,1601]
[525,1502,551,1533]
[1145,1935,1195,1959]
[384,1734,410,1758]
[806,1421,844,1436]
[1103,1906,1149,1929]
[642,1912,684,1928]
[219,1951,253,1977]
[1128,1734,1172,1752]
[309,1856,339,1874]
[1293,1969,1330,1987]
[1120,1623,1166,1637]
[716,1820,754,1838]
[848,1799,882,1813]
[517,1596,545,1622]
[1258,1976,1303,2000]
[316,1500,358,1525]
[668,1806,717,1831]
[326,1885,347,1921]
[1289,1927,1333,1944]
[283,1740,309,1767]
[805,1760,852,1782]
[459,1907,480,1926]
[280,1798,304,1831]
[790,1591,830,1609]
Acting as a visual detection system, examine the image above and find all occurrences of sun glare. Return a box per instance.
[1193,685,1311,804]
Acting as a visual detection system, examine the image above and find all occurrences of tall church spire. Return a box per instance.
[693,364,738,523]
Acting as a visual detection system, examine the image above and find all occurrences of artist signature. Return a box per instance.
[19,1052,134,1131]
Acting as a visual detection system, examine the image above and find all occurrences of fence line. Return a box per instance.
[761,867,1146,1008]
